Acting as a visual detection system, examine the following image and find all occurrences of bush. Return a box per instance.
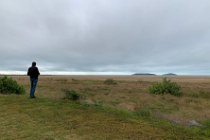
[149,78,181,96]
[104,79,117,85]
[64,90,80,101]
[136,108,151,118]
[0,76,25,94]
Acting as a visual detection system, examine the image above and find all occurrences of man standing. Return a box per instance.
[27,62,40,98]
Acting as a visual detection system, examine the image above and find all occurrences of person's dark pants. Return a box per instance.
[30,78,38,97]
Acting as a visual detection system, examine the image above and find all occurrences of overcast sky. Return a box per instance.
[0,0,210,75]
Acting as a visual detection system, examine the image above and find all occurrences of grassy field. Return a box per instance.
[1,75,210,139]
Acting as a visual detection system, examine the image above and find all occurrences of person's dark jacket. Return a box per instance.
[27,66,40,79]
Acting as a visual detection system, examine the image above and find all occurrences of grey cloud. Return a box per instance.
[0,0,210,75]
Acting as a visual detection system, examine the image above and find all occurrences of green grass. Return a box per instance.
[0,94,208,140]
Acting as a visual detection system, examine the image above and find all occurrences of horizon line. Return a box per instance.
[0,70,210,76]
[0,72,210,77]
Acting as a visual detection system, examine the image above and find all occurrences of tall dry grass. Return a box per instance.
[11,75,210,125]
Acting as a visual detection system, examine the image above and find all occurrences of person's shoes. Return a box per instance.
[30,96,36,99]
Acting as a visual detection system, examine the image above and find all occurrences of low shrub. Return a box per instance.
[63,90,80,101]
[0,76,25,94]
[71,78,79,83]
[149,78,181,97]
[136,108,151,118]
[104,79,117,85]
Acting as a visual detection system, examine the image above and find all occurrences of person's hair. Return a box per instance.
[32,62,36,67]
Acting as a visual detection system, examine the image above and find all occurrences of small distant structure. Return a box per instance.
[133,73,156,76]
[162,73,177,76]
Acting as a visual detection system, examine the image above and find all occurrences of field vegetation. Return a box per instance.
[0,75,210,139]
[0,76,25,94]
[149,78,181,96]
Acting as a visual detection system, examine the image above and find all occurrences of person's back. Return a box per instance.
[27,66,40,79]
